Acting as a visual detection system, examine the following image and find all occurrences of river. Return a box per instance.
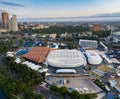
[0,89,8,99]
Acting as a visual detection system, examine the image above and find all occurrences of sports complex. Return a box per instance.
[46,49,87,68]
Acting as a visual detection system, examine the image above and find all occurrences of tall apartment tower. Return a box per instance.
[93,24,100,32]
[1,12,9,30]
[10,15,18,32]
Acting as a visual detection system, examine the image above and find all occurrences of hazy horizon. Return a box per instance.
[17,16,120,22]
[1,0,120,18]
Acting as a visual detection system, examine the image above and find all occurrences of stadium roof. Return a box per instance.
[46,49,86,68]
[56,69,76,74]
[113,31,120,36]
[86,50,103,65]
[23,47,54,63]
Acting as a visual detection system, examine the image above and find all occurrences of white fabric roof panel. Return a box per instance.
[46,49,86,68]
[86,50,103,65]
[56,69,76,73]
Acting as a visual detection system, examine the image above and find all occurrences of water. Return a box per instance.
[0,89,8,99]
[19,16,120,22]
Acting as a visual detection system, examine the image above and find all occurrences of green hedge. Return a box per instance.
[50,84,97,99]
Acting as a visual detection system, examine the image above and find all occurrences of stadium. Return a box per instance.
[85,50,103,65]
[46,49,87,68]
[23,47,54,63]
[110,31,120,43]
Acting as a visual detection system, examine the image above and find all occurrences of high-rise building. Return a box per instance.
[93,24,100,32]
[10,15,18,32]
[0,17,2,28]
[1,12,9,30]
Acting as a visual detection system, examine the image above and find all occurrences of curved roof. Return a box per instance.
[23,47,54,63]
[46,49,86,68]
[113,31,120,36]
[56,69,76,73]
[86,50,103,65]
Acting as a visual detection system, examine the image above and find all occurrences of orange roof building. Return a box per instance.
[93,24,100,32]
[23,47,54,63]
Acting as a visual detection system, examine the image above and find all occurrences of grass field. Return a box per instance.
[98,65,114,73]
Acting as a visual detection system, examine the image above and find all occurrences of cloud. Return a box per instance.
[0,1,26,7]
[0,8,6,12]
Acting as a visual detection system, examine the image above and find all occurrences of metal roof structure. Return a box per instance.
[86,50,103,65]
[46,49,86,68]
[23,47,54,63]
[113,31,120,36]
[56,69,76,74]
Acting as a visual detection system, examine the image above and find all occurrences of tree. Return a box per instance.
[34,94,44,99]
[88,66,91,70]
[78,95,85,99]
[41,72,46,80]
[85,94,95,99]
[3,57,43,85]
[70,90,80,99]
[50,84,58,92]
[59,86,68,96]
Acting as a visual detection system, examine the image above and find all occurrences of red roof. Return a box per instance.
[23,47,54,63]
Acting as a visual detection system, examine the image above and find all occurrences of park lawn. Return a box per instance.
[98,65,114,73]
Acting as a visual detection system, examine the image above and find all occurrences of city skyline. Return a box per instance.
[1,12,18,32]
[1,0,120,19]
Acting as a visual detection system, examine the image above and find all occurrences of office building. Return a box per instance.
[79,39,98,49]
[1,12,9,30]
[10,15,18,32]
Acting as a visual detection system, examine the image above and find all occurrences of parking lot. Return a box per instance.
[46,76,102,94]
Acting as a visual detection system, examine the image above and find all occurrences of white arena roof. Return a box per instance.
[113,31,120,36]
[56,69,76,74]
[86,50,103,65]
[46,49,86,68]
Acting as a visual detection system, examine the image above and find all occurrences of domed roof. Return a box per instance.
[86,50,103,65]
[46,49,86,68]
[113,31,120,36]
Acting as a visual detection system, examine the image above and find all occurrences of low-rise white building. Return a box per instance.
[79,39,98,49]
[86,50,103,65]
[110,31,120,43]
[49,34,57,39]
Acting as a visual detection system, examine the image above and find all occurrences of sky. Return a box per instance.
[1,0,120,19]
